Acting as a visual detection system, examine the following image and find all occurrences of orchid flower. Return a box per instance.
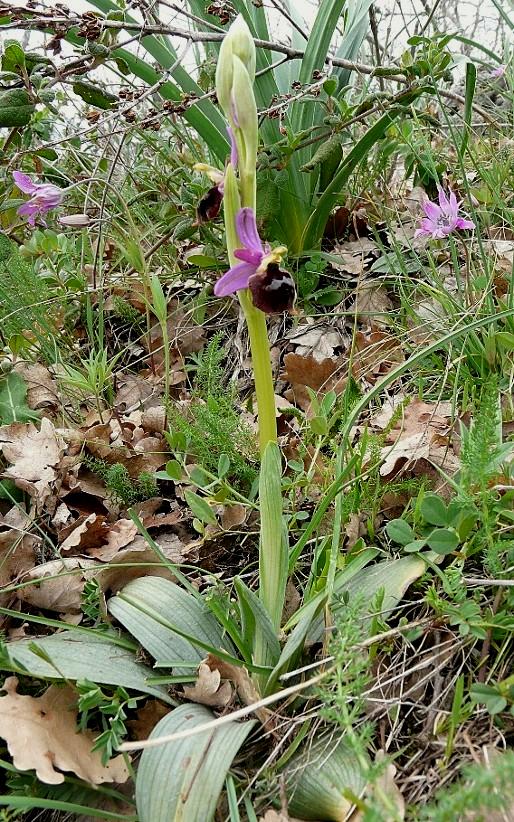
[414,187,475,239]
[195,127,238,223]
[214,207,294,314]
[12,171,63,226]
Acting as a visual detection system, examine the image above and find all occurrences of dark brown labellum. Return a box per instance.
[196,185,223,224]
[249,262,296,314]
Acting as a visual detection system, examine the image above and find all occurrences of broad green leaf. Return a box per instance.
[0,372,39,423]
[4,633,172,702]
[234,577,281,670]
[108,576,237,672]
[426,528,459,555]
[1,40,25,74]
[420,493,449,526]
[266,596,323,694]
[136,704,255,822]
[308,555,426,643]
[184,489,217,525]
[386,518,416,546]
[293,0,347,135]
[303,108,405,248]
[470,683,507,715]
[0,88,34,127]
[285,547,379,630]
[284,734,368,820]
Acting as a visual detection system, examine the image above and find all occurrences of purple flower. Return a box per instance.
[13,171,63,226]
[215,207,295,313]
[414,187,475,240]
[491,64,506,79]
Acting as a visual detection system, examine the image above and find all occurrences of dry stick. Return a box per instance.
[118,668,330,752]
[477,587,504,683]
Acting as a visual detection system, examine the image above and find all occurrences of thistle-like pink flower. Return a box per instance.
[491,64,506,79]
[214,207,295,313]
[12,171,64,226]
[414,188,475,240]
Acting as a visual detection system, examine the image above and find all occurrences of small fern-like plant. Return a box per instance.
[169,334,258,491]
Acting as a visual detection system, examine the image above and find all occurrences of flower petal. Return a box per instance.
[234,247,262,266]
[423,201,441,221]
[12,171,37,194]
[236,207,263,254]
[455,217,475,231]
[214,261,256,296]
[438,187,450,211]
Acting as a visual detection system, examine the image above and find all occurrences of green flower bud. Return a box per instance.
[229,15,256,81]
[231,56,258,167]
[215,14,256,118]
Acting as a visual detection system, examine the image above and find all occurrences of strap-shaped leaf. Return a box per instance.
[136,704,255,822]
[285,733,368,820]
[108,576,236,672]
[308,554,426,643]
[4,633,172,702]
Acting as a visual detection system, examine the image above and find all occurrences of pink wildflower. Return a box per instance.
[12,171,63,226]
[491,64,506,79]
[414,188,475,240]
[215,207,295,313]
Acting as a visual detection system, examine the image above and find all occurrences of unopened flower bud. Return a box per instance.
[215,14,255,118]
[59,213,90,227]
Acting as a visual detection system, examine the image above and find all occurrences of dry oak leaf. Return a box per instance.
[60,513,109,553]
[378,399,458,478]
[0,418,65,506]
[128,699,171,740]
[283,352,346,413]
[0,528,37,609]
[18,557,98,613]
[204,654,273,727]
[0,677,129,785]
[182,661,233,708]
[13,362,60,412]
[88,518,138,561]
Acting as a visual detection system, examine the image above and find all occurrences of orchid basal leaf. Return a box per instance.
[136,704,256,822]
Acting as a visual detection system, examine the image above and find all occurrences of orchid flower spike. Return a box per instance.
[215,207,295,313]
[12,171,64,226]
[414,187,475,240]
[491,64,506,79]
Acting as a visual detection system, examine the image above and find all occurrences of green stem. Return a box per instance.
[239,292,277,452]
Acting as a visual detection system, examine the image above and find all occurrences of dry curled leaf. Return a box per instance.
[0,677,129,785]
[18,557,98,613]
[13,362,60,412]
[0,418,66,507]
[183,661,233,708]
[88,519,138,561]
[0,528,37,609]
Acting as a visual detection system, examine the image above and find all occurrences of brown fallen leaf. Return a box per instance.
[0,418,66,507]
[204,654,273,726]
[97,545,183,593]
[128,699,171,741]
[88,519,138,561]
[0,677,129,785]
[183,661,233,708]
[0,528,38,609]
[352,281,393,327]
[60,513,109,554]
[376,399,458,479]
[18,557,98,613]
[13,362,60,412]
[220,504,248,531]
